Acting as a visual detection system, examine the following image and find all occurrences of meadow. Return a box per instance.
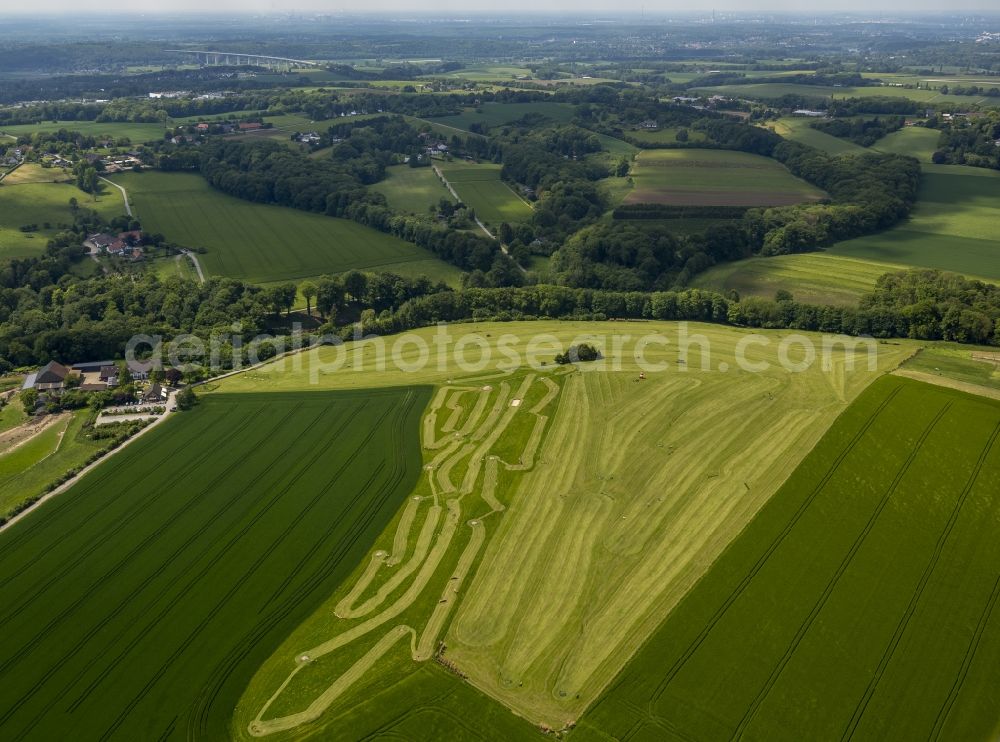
[626,126,708,146]
[0,410,104,515]
[217,321,912,731]
[831,166,1000,280]
[0,120,169,143]
[574,376,1000,742]
[691,252,906,305]
[110,171,462,284]
[371,164,454,215]
[769,116,867,155]
[625,148,826,207]
[0,177,125,258]
[0,388,429,740]
[436,161,533,226]
[871,126,941,163]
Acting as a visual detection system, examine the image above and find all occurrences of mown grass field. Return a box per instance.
[0,388,429,740]
[0,410,103,515]
[769,116,867,155]
[427,102,577,132]
[574,376,1000,741]
[437,161,533,226]
[371,164,454,215]
[216,321,912,730]
[902,345,1000,393]
[2,162,73,185]
[691,252,909,305]
[871,126,941,163]
[0,120,168,143]
[626,126,708,146]
[110,171,462,284]
[625,148,827,207]
[0,178,125,258]
[831,166,1000,280]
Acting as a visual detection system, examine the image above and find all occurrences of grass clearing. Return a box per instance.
[831,166,1000,279]
[437,161,533,226]
[871,126,941,163]
[575,376,1000,741]
[627,126,708,146]
[371,164,454,215]
[0,388,429,739]
[769,116,867,155]
[110,171,462,285]
[216,321,912,730]
[625,148,827,207]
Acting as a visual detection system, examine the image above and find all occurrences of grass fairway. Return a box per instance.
[831,166,1000,279]
[0,388,429,740]
[0,179,125,258]
[575,376,1000,742]
[110,171,462,285]
[0,120,168,143]
[625,149,827,207]
[437,161,533,226]
[371,164,454,215]
[217,321,912,731]
[691,252,909,305]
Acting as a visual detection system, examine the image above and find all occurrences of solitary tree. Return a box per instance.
[300,281,318,319]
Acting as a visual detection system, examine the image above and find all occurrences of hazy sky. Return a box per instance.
[6,1,1000,15]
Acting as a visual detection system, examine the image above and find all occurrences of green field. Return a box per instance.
[0,120,168,143]
[575,376,1000,741]
[371,164,454,215]
[693,82,993,106]
[436,161,533,226]
[0,410,104,514]
[770,116,867,155]
[625,148,827,207]
[831,166,1000,279]
[902,345,1000,393]
[872,126,942,163]
[0,178,126,258]
[110,171,462,284]
[427,102,577,132]
[217,321,911,730]
[691,252,907,305]
[626,126,708,146]
[0,388,430,739]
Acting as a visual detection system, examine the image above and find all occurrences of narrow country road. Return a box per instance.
[180,249,206,283]
[99,176,132,216]
[432,164,526,273]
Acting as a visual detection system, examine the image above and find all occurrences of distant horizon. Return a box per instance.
[1,7,1000,18]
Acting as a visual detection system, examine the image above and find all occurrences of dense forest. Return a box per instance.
[810,115,906,146]
[932,112,1000,170]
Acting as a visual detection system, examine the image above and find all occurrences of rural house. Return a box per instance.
[22,360,73,391]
